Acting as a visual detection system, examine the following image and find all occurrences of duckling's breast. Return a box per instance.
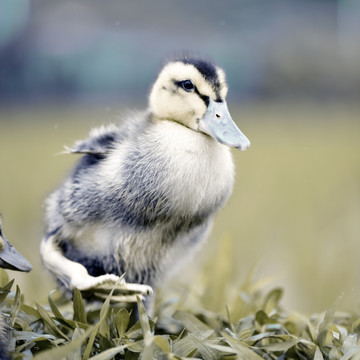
[148,120,235,217]
[98,119,235,230]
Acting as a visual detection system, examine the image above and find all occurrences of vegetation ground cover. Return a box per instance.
[1,103,359,359]
[1,268,360,359]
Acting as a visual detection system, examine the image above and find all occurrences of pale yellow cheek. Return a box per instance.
[177,96,207,129]
[150,84,208,130]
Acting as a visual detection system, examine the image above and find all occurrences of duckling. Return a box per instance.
[0,217,32,360]
[40,57,250,302]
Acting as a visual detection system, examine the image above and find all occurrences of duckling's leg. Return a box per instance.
[40,235,153,302]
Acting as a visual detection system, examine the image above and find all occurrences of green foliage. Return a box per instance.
[1,269,360,360]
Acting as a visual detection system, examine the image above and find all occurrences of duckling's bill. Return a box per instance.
[199,98,250,151]
[0,231,32,272]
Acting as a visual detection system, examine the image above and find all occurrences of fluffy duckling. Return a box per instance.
[0,217,32,360]
[40,57,250,302]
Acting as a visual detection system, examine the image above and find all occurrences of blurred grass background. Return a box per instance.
[1,0,360,317]
[1,103,359,315]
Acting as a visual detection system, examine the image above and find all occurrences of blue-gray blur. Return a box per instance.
[1,0,359,107]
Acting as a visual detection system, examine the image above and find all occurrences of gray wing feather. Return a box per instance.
[64,124,121,155]
[64,112,150,155]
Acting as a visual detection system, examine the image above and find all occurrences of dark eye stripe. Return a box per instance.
[194,87,209,106]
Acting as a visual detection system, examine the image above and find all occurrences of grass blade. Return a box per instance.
[317,295,343,348]
[0,279,14,303]
[223,332,263,360]
[35,302,70,340]
[173,310,211,333]
[73,288,87,324]
[137,296,154,360]
[11,285,22,326]
[82,282,116,359]
[68,328,85,360]
[87,345,128,360]
[115,308,130,338]
[188,333,219,360]
[32,326,93,360]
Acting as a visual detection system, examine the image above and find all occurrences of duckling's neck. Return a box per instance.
[147,119,235,216]
[150,116,216,152]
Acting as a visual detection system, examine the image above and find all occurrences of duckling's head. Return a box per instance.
[149,57,250,150]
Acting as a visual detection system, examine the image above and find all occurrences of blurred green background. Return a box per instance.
[0,0,359,315]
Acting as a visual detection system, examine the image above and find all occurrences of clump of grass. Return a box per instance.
[1,270,360,360]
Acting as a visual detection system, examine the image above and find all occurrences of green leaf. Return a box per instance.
[207,343,236,354]
[83,324,100,359]
[126,321,144,340]
[87,345,129,360]
[0,278,14,303]
[48,291,79,331]
[82,283,115,359]
[257,337,298,352]
[153,335,171,354]
[295,340,318,359]
[172,329,215,358]
[236,316,255,339]
[35,302,70,340]
[137,296,154,360]
[328,345,342,360]
[137,296,152,339]
[20,303,41,318]
[11,285,22,326]
[32,326,93,360]
[12,316,33,332]
[73,288,87,324]
[115,308,130,338]
[263,288,283,315]
[125,318,155,342]
[249,332,278,342]
[47,291,89,330]
[12,330,57,342]
[306,319,317,343]
[249,332,298,352]
[188,333,219,360]
[67,328,85,360]
[172,335,197,357]
[125,339,145,352]
[351,319,360,334]
[317,295,342,348]
[342,334,358,355]
[255,310,276,326]
[341,346,360,360]
[173,310,211,333]
[222,333,263,360]
[48,290,64,319]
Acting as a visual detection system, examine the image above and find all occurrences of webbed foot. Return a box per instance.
[74,273,153,302]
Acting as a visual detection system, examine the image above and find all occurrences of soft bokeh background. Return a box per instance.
[0,0,359,314]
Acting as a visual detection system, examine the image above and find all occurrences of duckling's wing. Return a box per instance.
[65,124,121,155]
[65,112,150,155]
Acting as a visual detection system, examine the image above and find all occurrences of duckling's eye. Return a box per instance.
[181,80,195,92]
